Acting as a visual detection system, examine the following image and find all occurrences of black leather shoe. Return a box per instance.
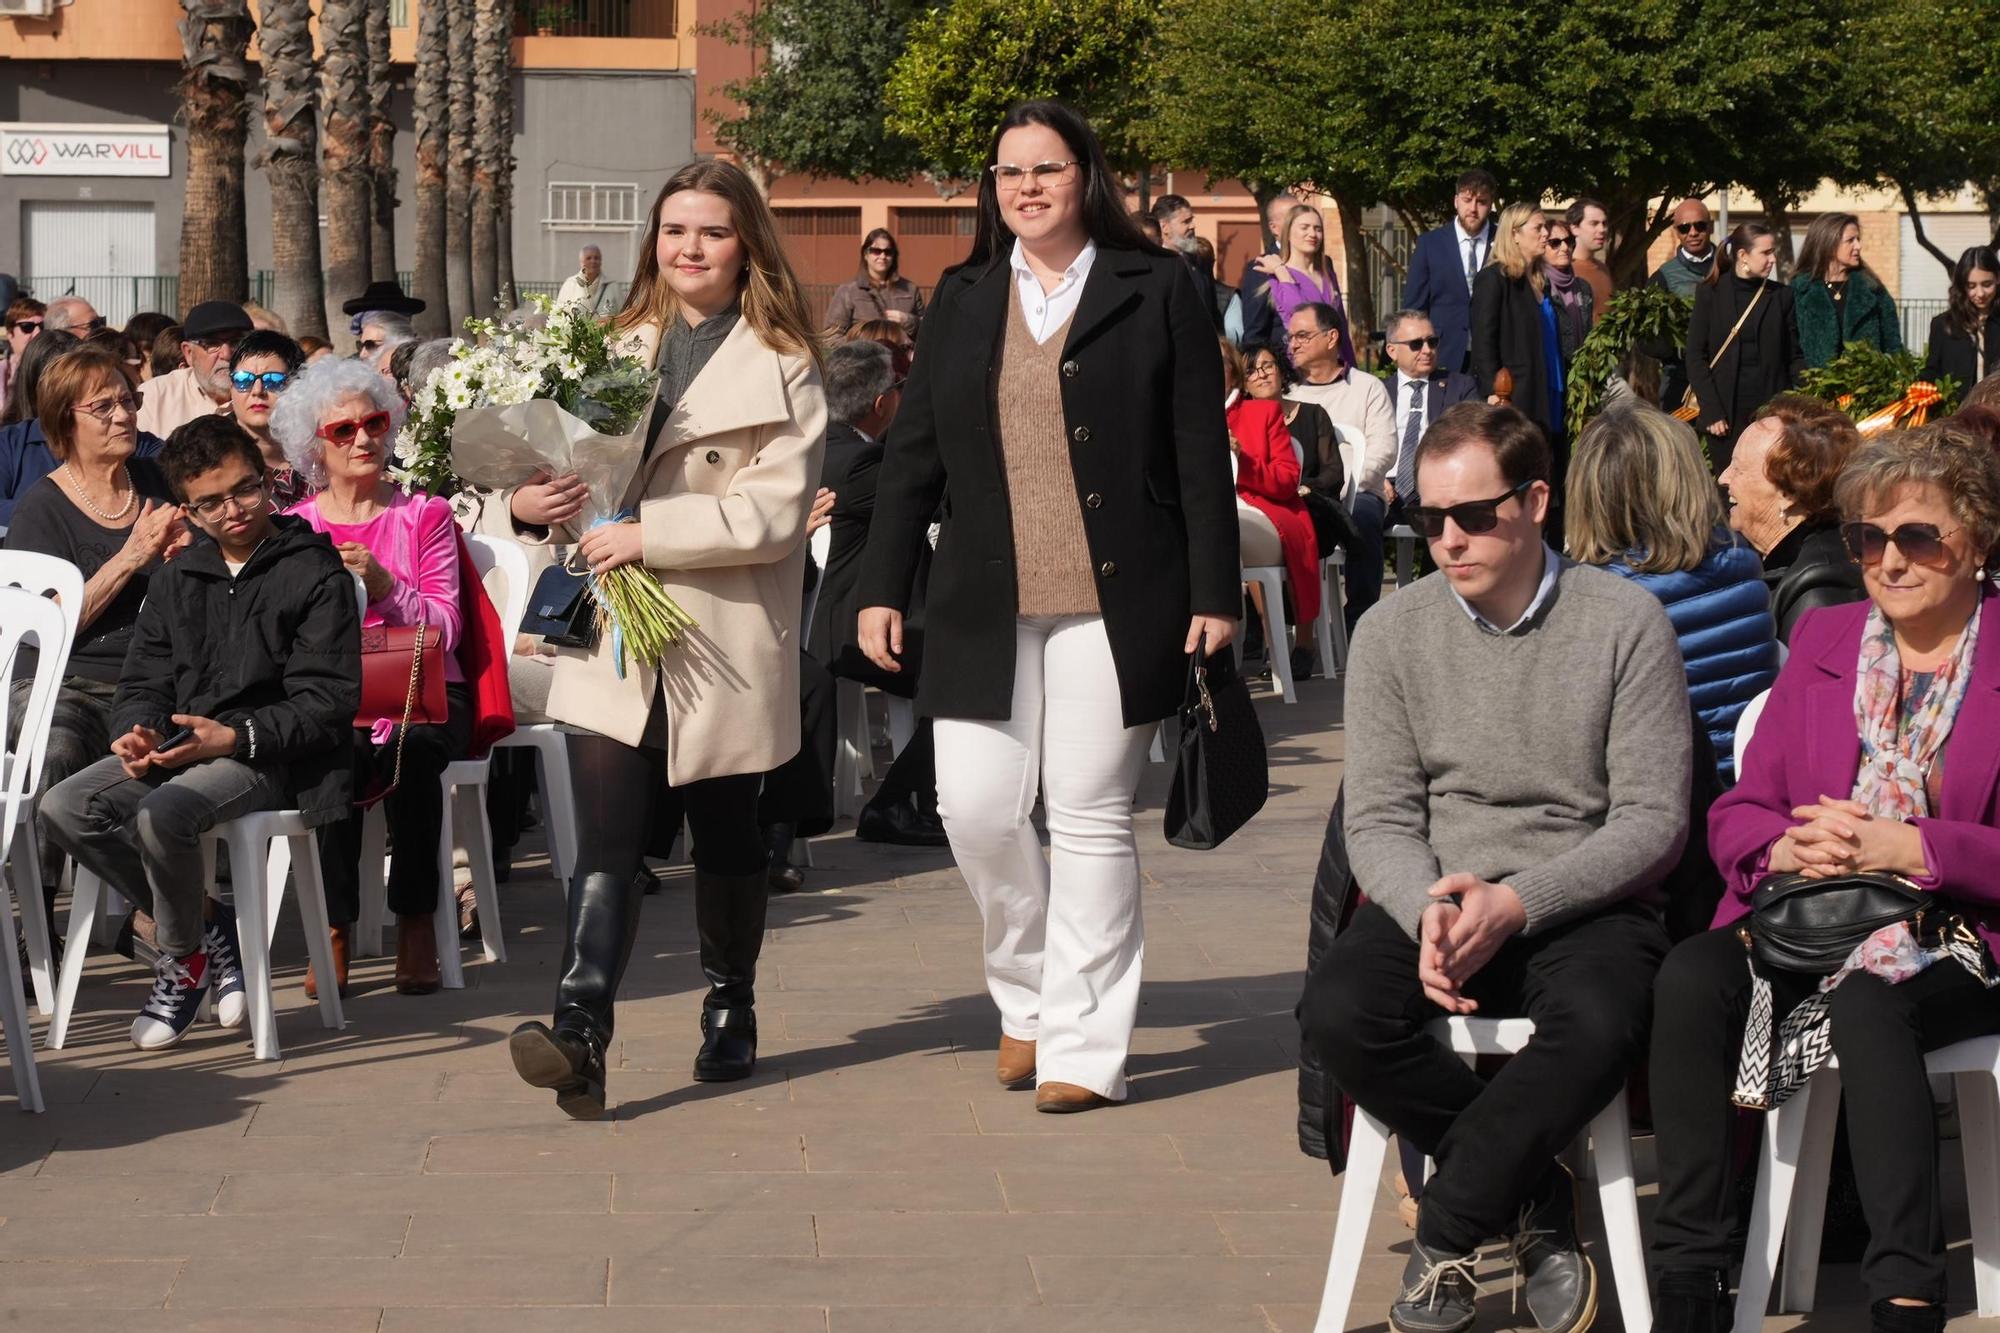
[1509,1165,1598,1333]
[692,1007,757,1081]
[1290,646,1316,681]
[1652,1268,1729,1333]
[764,823,806,893]
[508,1020,608,1119]
[856,799,949,847]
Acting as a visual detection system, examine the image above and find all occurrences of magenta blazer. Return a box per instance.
[1710,585,2000,954]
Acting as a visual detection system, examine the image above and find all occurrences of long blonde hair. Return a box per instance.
[614,160,824,367]
[1278,204,1339,293]
[1566,406,1725,574]
[1491,202,1547,297]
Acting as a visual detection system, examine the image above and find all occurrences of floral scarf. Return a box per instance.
[1733,600,1994,1109]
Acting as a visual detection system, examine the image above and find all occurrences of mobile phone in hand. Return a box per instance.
[155,724,197,753]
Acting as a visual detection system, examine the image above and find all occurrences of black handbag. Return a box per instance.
[1746,870,1931,974]
[519,561,599,650]
[1164,650,1268,850]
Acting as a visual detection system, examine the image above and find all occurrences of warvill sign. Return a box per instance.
[0,123,171,178]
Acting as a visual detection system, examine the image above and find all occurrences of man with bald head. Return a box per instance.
[1648,199,1719,406]
[556,245,616,318]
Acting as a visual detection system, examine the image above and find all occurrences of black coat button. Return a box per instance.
[1072,426,1091,443]
[705,450,721,464]
[1085,493,1103,509]
[1099,561,1117,576]
[1061,360,1079,378]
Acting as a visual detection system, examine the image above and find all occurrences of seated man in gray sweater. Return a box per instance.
[1300,403,1691,1333]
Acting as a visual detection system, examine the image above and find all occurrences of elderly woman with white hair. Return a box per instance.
[273,356,474,997]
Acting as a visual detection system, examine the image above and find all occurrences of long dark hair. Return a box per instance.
[959,100,1159,272]
[0,329,81,426]
[1947,245,2000,340]
[1795,212,1873,289]
[1703,221,1775,288]
[857,227,899,283]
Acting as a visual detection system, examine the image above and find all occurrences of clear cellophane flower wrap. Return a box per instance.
[1854,381,1944,436]
[450,398,695,676]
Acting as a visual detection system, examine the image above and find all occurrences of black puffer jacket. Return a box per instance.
[111,515,361,826]
[1297,786,1354,1166]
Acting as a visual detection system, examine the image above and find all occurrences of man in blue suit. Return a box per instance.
[1400,169,1499,375]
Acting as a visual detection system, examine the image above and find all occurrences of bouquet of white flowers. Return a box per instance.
[397,297,694,674]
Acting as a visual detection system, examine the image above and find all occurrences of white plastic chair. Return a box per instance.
[1316,549,1350,677]
[0,550,84,1019]
[1391,523,1424,588]
[354,535,521,981]
[480,539,579,889]
[1732,687,1771,780]
[51,807,346,1061]
[1736,1040,2000,1324]
[0,589,68,1112]
[833,678,875,819]
[1313,1016,1650,1333]
[1239,565,1297,703]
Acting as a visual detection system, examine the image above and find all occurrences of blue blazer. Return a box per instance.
[1605,536,1779,785]
[0,418,164,529]
[1402,220,1496,374]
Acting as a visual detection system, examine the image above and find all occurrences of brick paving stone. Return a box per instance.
[6,677,1985,1327]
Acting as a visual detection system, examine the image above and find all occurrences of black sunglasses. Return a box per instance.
[1675,220,1712,235]
[1546,235,1576,249]
[1391,335,1441,351]
[865,247,897,257]
[1842,521,1959,566]
[1405,480,1533,539]
[8,320,41,336]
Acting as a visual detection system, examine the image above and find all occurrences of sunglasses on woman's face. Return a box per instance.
[231,370,292,393]
[866,247,897,257]
[1546,235,1576,250]
[8,320,41,336]
[315,410,393,446]
[1842,521,1960,566]
[1404,480,1533,539]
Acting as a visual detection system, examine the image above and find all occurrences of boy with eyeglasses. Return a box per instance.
[39,415,359,1051]
[1298,403,1690,1333]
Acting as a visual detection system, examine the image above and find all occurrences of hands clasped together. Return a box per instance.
[1417,872,1528,1015]
[1767,795,1927,879]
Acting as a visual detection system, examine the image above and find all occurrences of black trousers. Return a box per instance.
[870,717,936,811]
[319,684,473,924]
[1300,899,1667,1253]
[1649,927,2000,1303]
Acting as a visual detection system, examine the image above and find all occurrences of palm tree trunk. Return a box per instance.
[412,0,450,335]
[176,0,254,308]
[257,0,329,340]
[320,0,372,344]
[469,0,504,316]
[366,0,397,282]
[495,30,516,312]
[445,0,476,327]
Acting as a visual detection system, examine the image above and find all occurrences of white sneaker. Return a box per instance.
[130,951,211,1051]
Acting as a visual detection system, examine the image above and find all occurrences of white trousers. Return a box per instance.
[934,615,1153,1100]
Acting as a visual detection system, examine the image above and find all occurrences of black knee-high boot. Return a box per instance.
[508,870,644,1118]
[692,866,768,1081]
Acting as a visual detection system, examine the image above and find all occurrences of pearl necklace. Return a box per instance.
[62,461,136,523]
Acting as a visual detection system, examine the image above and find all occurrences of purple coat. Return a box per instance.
[1710,586,2000,955]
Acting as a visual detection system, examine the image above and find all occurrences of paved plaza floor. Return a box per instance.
[0,674,1986,1329]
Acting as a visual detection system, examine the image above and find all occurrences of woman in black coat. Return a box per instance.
[1469,202,1562,444]
[857,100,1239,1113]
[1921,245,1999,392]
[1686,222,1806,475]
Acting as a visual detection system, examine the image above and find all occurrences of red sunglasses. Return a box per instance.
[315,411,393,446]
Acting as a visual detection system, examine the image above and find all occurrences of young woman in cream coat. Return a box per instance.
[505,159,826,1118]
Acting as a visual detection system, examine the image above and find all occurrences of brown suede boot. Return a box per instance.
[996,1035,1036,1089]
[395,914,442,995]
[304,924,352,1000]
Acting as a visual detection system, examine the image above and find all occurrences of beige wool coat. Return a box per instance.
[510,316,826,786]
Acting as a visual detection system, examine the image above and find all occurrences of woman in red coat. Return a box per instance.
[1224,340,1320,678]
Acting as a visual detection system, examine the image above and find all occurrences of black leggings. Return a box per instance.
[1650,927,2000,1303]
[569,728,765,883]
[320,684,472,924]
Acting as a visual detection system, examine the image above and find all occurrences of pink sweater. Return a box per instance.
[289,490,466,685]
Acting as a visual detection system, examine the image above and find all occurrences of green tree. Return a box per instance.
[705,0,936,184]
[884,0,1160,179]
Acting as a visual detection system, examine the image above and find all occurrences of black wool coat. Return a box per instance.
[111,514,362,826]
[857,244,1240,728]
[1469,265,1558,441]
[1921,309,2000,392]
[1685,276,1806,438]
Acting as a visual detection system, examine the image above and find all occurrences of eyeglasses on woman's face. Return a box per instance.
[315,410,393,445]
[988,160,1078,191]
[72,392,139,423]
[1246,360,1279,378]
[185,476,270,520]
[1546,234,1576,251]
[231,369,292,394]
[865,246,897,258]
[8,320,41,336]
[1842,521,1961,567]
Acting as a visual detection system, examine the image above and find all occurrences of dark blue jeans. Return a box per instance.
[1344,491,1388,632]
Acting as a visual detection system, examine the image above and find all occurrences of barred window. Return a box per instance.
[545,182,642,231]
[893,209,975,237]
[774,208,862,237]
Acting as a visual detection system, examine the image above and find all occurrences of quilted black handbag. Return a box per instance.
[1747,870,1931,974]
[518,561,599,650]
[1164,650,1268,850]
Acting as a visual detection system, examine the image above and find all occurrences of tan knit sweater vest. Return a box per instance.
[997,293,1098,617]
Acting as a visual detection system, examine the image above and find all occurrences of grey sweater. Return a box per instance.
[1342,559,1693,939]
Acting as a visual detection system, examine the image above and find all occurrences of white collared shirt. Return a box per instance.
[1457,220,1486,288]
[1010,238,1098,344]
[1395,371,1428,436]
[1450,544,1560,635]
